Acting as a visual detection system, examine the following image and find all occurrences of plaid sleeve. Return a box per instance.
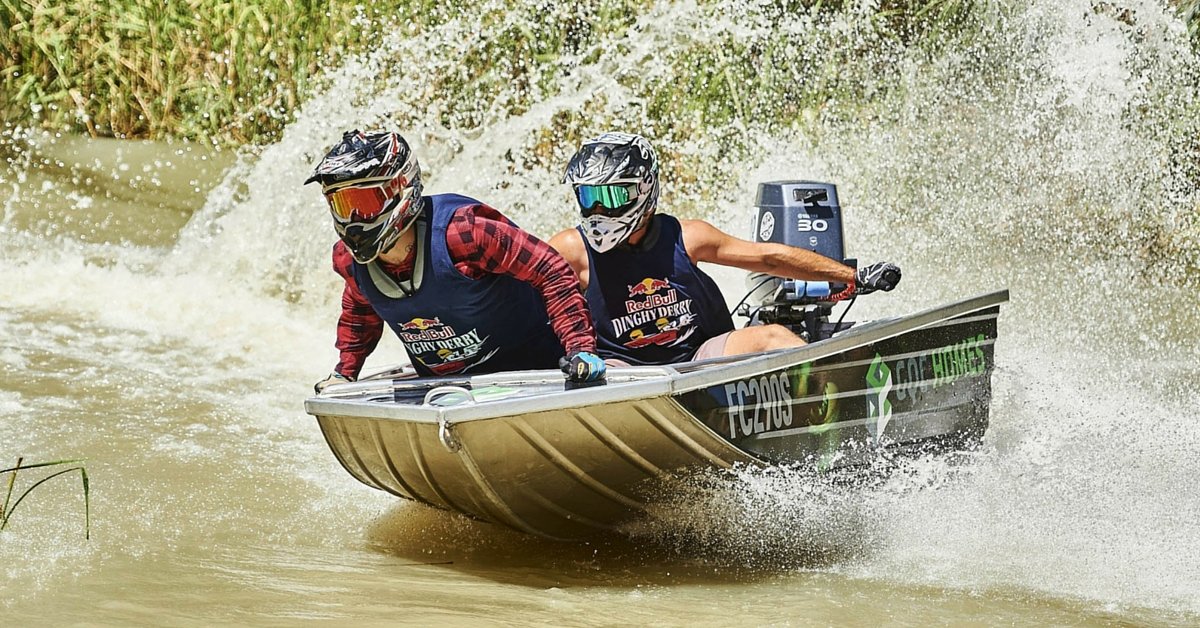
[446,205,596,354]
[332,242,384,379]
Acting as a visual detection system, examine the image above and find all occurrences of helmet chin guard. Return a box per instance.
[334,192,419,264]
[582,212,646,253]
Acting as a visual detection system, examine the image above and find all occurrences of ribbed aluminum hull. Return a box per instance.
[316,396,753,539]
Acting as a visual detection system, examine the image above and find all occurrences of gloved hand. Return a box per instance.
[855,262,902,295]
[559,350,607,384]
[314,372,354,394]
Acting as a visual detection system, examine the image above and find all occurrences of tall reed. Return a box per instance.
[1182,0,1200,40]
[0,0,654,145]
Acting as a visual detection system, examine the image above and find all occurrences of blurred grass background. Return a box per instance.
[1,0,385,144]
[3,0,1196,147]
[0,0,648,145]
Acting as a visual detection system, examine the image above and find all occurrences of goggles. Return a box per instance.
[575,184,638,217]
[325,171,411,223]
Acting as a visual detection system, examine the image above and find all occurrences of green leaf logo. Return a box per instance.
[866,353,893,443]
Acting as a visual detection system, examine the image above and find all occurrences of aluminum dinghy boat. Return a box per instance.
[306,291,1006,540]
[304,181,1008,539]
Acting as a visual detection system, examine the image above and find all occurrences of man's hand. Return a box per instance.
[314,372,354,394]
[855,262,902,295]
[559,351,607,384]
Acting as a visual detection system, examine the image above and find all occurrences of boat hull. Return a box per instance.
[316,396,754,539]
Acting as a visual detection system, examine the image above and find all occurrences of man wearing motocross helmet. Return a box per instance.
[549,132,901,365]
[308,130,606,390]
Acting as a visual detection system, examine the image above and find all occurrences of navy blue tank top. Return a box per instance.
[352,194,564,376]
[582,214,734,365]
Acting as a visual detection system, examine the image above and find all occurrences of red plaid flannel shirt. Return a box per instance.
[330,203,594,378]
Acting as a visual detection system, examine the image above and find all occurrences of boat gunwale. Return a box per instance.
[304,289,1009,425]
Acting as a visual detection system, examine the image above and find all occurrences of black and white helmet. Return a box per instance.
[564,132,660,253]
[306,130,423,264]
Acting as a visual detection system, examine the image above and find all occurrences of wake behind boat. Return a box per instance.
[304,181,1008,539]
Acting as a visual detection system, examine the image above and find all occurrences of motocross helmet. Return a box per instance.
[306,130,423,264]
[564,132,660,253]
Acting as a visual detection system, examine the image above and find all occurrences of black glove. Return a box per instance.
[855,262,901,295]
[314,372,353,394]
[559,351,607,384]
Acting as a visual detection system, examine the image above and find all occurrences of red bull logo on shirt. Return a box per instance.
[397,316,458,342]
[624,278,680,314]
[400,316,443,331]
[627,277,672,297]
[612,277,698,347]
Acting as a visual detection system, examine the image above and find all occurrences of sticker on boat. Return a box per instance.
[723,373,794,438]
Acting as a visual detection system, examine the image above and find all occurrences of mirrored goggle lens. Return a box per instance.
[326,185,391,222]
[575,184,635,216]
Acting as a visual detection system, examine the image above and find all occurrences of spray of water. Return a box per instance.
[3,0,1199,617]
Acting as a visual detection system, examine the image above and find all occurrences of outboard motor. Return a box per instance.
[740,181,855,342]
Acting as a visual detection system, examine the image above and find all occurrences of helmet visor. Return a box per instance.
[575,184,637,217]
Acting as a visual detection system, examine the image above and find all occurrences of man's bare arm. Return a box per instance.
[681,219,855,283]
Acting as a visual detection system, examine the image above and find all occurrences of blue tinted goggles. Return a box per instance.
[575,184,637,217]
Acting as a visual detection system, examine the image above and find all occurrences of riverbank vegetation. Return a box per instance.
[3,1,1196,148]
[1,1,390,144]
[0,0,651,145]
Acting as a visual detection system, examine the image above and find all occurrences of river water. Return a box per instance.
[3,0,1200,625]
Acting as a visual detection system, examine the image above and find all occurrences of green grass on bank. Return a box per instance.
[0,0,652,147]
[3,0,1196,148]
[0,0,390,144]
[1184,0,1200,39]
[1,0,1197,281]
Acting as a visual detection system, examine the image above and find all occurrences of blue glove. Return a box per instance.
[855,262,901,295]
[559,351,607,384]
